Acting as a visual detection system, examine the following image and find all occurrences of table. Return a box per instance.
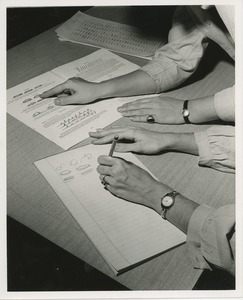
[7,6,235,290]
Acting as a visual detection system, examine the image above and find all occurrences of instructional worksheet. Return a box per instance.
[56,11,164,58]
[7,49,147,150]
[35,143,186,275]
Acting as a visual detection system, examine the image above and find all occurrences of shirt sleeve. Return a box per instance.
[194,125,235,173]
[214,86,235,122]
[187,204,235,276]
[140,6,209,93]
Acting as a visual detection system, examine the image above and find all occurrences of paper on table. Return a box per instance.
[7,49,150,150]
[56,11,164,59]
[34,143,186,275]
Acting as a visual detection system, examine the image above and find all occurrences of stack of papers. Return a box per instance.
[56,11,164,58]
[35,143,186,275]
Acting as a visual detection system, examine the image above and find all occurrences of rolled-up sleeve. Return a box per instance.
[187,204,235,276]
[140,6,208,93]
[194,126,235,173]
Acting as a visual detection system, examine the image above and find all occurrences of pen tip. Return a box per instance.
[114,134,119,140]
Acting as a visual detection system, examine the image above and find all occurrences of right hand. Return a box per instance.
[97,155,170,213]
[39,77,99,105]
[89,126,174,154]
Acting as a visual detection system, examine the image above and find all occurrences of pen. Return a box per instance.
[109,134,119,156]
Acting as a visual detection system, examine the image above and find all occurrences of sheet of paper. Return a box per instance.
[56,11,164,59]
[7,49,143,149]
[34,144,186,274]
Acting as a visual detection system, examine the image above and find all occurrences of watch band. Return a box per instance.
[182,100,190,124]
[161,191,179,220]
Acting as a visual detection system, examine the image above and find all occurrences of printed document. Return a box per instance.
[34,143,186,275]
[56,11,164,58]
[7,49,147,150]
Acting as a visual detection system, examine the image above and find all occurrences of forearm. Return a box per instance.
[158,132,199,155]
[187,95,219,123]
[149,181,199,234]
[95,70,157,99]
[166,194,199,233]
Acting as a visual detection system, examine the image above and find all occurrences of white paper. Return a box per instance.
[34,144,186,275]
[7,49,144,149]
[55,11,164,59]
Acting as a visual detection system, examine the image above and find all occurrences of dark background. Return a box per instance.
[7,7,90,49]
[7,6,235,291]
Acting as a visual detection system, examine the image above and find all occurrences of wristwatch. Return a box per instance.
[161,191,179,220]
[181,100,190,124]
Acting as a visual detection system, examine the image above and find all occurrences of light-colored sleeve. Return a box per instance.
[214,86,235,122]
[140,6,208,93]
[187,204,235,276]
[194,126,235,173]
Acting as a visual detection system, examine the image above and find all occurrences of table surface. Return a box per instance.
[7,6,235,290]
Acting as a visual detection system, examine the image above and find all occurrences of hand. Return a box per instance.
[117,96,185,124]
[97,155,171,213]
[89,126,174,154]
[39,77,99,105]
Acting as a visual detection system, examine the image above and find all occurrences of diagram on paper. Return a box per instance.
[58,108,96,130]
[54,153,93,183]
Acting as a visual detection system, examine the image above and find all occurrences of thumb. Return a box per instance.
[115,143,138,153]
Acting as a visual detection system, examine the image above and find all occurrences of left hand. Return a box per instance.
[90,126,175,154]
[117,96,185,124]
[97,155,171,213]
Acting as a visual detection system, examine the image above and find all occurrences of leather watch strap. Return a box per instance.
[182,100,190,124]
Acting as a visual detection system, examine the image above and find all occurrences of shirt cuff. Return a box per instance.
[194,130,213,166]
[214,86,235,122]
[194,127,235,173]
[187,204,214,270]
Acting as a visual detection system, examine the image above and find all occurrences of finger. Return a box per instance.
[118,102,151,112]
[100,174,107,185]
[97,165,112,175]
[97,155,116,165]
[129,115,153,123]
[89,127,126,139]
[91,130,137,145]
[121,108,154,117]
[115,143,139,153]
[54,94,86,106]
[39,82,69,98]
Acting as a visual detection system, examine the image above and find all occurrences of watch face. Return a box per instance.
[162,195,174,207]
[182,109,190,117]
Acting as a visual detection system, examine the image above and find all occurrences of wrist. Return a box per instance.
[148,181,173,214]
[96,81,113,99]
[162,132,199,155]
[186,96,218,123]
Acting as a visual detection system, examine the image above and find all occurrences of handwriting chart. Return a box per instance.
[56,11,164,58]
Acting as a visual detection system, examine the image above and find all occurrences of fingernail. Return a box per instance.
[117,107,122,112]
[54,98,60,105]
[96,128,103,132]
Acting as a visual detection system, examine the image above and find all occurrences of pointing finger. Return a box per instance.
[40,82,69,98]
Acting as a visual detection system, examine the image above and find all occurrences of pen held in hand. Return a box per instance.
[109,134,119,156]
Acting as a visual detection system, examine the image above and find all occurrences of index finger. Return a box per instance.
[119,101,152,111]
[91,129,136,145]
[39,82,68,98]
[97,155,116,165]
